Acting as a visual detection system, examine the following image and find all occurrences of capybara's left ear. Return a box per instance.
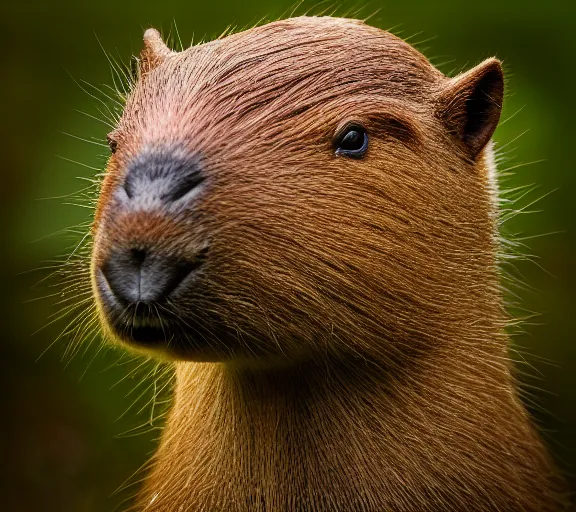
[435,58,504,160]
[139,28,175,77]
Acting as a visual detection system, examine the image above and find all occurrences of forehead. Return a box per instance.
[119,17,442,148]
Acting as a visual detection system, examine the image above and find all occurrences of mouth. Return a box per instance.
[93,245,234,361]
[94,267,184,348]
[117,304,175,346]
[92,240,210,347]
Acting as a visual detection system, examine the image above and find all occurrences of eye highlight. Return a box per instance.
[334,123,368,159]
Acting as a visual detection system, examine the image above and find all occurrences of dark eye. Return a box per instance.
[107,133,118,154]
[334,124,368,159]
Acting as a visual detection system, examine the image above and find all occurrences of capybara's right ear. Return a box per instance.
[435,58,504,160]
[139,28,175,77]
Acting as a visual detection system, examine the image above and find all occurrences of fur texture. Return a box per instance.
[89,16,567,511]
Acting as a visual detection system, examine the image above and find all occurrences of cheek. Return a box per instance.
[93,159,125,231]
[90,224,110,274]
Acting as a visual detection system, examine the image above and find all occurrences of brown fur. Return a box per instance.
[90,16,567,511]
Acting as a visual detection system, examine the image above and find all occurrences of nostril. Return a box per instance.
[123,180,134,199]
[153,248,208,299]
[162,262,195,298]
[100,247,208,306]
[130,248,147,266]
[164,172,205,202]
[120,149,205,205]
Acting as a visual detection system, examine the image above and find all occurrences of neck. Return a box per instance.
[135,328,562,512]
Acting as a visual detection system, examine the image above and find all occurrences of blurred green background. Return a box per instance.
[1,1,574,510]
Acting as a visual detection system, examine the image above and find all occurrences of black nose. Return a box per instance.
[101,248,197,305]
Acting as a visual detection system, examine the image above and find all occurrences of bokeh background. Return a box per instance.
[1,1,574,510]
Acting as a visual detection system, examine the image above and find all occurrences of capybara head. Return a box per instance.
[91,16,504,364]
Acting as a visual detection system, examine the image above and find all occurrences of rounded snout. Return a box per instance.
[93,146,209,348]
[95,245,206,346]
[101,247,199,305]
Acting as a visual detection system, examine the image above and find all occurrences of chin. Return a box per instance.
[91,267,229,361]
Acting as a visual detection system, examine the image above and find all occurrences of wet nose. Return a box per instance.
[102,247,196,305]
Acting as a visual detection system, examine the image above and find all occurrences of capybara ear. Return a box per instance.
[435,58,504,160]
[139,28,175,77]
